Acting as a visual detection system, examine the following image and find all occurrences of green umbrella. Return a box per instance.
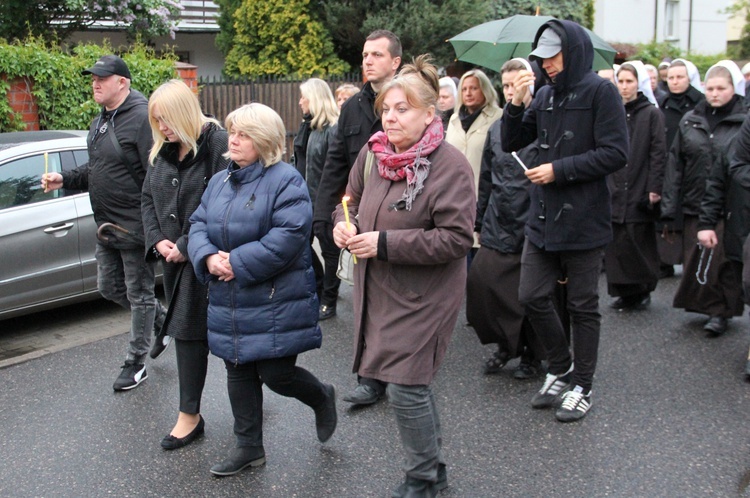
[448,15,617,72]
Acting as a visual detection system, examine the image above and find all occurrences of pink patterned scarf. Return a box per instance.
[368,117,444,211]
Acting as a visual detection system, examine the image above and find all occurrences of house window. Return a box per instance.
[665,0,679,40]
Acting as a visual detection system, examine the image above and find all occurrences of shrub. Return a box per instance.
[0,36,177,132]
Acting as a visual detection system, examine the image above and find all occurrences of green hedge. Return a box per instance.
[0,37,177,132]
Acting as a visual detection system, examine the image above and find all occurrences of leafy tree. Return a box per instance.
[491,0,594,29]
[725,0,750,58]
[223,0,349,77]
[321,0,493,69]
[215,0,242,56]
[0,0,182,44]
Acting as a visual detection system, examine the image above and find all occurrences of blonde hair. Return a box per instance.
[300,78,339,131]
[375,54,439,113]
[456,69,499,111]
[148,79,219,166]
[335,83,359,101]
[224,103,285,167]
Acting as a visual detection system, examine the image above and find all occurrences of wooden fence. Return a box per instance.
[198,73,362,162]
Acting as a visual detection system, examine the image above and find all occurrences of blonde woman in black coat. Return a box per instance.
[141,79,229,449]
[605,61,666,311]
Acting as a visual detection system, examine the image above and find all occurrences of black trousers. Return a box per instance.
[313,221,342,307]
[224,355,327,447]
[175,338,209,414]
[519,240,604,392]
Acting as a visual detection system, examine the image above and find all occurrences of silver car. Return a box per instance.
[0,131,99,319]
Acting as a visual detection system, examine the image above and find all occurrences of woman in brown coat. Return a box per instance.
[333,56,474,497]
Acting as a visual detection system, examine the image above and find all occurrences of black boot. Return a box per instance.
[210,446,266,476]
[392,476,437,498]
[314,384,337,442]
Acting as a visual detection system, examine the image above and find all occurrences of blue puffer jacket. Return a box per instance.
[188,160,322,364]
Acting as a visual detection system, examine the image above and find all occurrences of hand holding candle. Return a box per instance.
[511,151,528,171]
[341,196,357,264]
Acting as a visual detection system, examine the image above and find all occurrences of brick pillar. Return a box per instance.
[3,76,39,131]
[175,62,199,94]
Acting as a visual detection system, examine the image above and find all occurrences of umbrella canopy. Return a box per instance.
[449,15,617,72]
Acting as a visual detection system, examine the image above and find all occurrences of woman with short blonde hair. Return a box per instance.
[224,103,285,167]
[445,68,502,249]
[189,102,336,477]
[335,83,359,109]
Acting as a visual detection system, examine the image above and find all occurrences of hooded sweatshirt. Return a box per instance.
[62,89,153,249]
[500,20,629,251]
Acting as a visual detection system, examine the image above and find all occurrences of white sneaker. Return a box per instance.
[555,386,592,422]
[530,363,573,409]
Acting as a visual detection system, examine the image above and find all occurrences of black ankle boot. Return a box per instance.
[210,446,266,476]
[392,476,437,498]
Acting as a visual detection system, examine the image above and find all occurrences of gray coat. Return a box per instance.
[141,123,228,340]
[332,141,475,385]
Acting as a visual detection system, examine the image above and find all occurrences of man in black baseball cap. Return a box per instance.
[82,54,132,80]
[44,52,167,392]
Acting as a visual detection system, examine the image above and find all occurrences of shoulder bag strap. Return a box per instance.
[364,150,374,187]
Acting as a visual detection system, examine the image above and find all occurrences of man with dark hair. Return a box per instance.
[313,30,401,406]
[43,55,167,391]
[501,20,629,422]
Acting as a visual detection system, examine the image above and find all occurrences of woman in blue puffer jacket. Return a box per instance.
[188,103,337,477]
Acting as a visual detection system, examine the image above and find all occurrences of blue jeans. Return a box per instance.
[95,243,165,361]
[386,383,444,483]
[518,240,604,391]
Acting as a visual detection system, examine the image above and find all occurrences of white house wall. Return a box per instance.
[595,0,733,54]
[67,31,224,78]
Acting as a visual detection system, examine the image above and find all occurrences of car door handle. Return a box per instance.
[44,223,75,233]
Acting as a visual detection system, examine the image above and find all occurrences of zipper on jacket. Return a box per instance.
[269,284,275,300]
[230,279,239,366]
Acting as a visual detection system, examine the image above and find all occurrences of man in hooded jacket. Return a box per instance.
[501,20,629,422]
[43,55,166,391]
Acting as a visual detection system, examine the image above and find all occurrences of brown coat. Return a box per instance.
[333,141,475,385]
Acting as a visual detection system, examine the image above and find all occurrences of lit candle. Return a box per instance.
[342,196,357,264]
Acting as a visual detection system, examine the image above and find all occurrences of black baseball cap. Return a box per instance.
[81,55,132,79]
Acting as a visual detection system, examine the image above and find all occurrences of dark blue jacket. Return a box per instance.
[501,20,629,251]
[188,160,322,364]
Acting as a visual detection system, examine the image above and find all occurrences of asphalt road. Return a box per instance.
[1,271,750,497]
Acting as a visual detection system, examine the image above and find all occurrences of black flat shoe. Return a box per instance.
[161,416,205,450]
[210,446,266,476]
